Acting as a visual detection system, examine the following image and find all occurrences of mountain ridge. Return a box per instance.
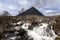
[17,7,44,16]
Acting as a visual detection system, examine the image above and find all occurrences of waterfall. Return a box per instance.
[7,21,57,40]
[21,22,57,40]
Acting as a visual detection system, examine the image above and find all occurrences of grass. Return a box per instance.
[55,36,60,40]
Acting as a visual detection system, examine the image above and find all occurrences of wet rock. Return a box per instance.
[31,22,38,26]
[17,29,27,36]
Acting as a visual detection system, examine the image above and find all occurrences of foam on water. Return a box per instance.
[21,22,57,40]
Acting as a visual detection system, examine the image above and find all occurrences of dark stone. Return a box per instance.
[31,22,38,26]
[17,29,27,36]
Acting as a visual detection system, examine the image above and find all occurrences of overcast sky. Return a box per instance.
[0,0,60,16]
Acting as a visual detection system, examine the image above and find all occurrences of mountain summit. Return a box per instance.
[17,7,44,16]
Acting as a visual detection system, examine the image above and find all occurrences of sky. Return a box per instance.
[0,0,60,16]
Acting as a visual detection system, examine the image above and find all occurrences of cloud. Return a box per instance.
[0,0,60,16]
[44,10,53,13]
[0,3,4,10]
[0,4,17,11]
[19,0,28,6]
[8,5,16,10]
[0,2,18,16]
[8,10,19,16]
[18,0,33,11]
[0,0,19,16]
[39,5,60,16]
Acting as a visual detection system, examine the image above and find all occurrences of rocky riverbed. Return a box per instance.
[0,18,59,40]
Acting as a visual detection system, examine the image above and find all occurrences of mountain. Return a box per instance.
[17,7,44,16]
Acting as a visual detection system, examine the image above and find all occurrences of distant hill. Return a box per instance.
[17,7,44,16]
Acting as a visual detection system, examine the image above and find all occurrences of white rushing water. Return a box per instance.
[21,22,57,40]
